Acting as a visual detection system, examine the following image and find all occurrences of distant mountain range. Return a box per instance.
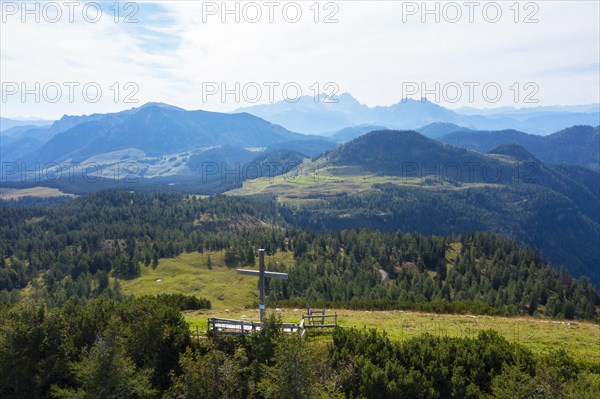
[1,103,335,192]
[237,94,463,134]
[237,93,599,135]
[455,104,600,116]
[22,103,316,164]
[0,117,51,132]
[439,125,600,170]
[2,101,598,194]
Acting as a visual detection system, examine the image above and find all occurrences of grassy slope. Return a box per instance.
[0,187,74,199]
[226,164,499,205]
[119,251,600,365]
[118,250,294,311]
[184,308,600,365]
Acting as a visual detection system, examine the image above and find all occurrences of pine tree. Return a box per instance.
[50,323,155,399]
[258,334,318,399]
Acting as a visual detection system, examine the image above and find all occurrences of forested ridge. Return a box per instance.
[439,125,600,170]
[1,190,597,319]
[296,129,600,285]
[270,230,598,319]
[1,190,600,398]
[280,182,600,286]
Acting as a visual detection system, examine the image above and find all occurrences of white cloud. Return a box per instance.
[1,0,598,119]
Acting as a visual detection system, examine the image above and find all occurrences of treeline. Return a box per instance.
[0,190,598,318]
[268,230,598,319]
[279,183,600,286]
[0,196,72,208]
[0,296,192,398]
[329,327,599,399]
[2,298,598,398]
[0,190,281,306]
[151,293,211,311]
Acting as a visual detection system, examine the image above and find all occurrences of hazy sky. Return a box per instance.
[1,0,599,119]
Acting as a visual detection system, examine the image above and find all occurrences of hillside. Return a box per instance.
[326,130,490,180]
[327,122,470,143]
[0,117,51,131]
[331,124,388,142]
[417,122,472,138]
[488,143,539,162]
[231,130,600,285]
[441,125,600,169]
[0,136,44,162]
[307,130,599,216]
[24,105,305,164]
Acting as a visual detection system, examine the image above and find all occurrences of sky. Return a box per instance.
[1,0,599,119]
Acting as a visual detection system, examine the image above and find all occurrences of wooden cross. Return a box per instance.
[237,248,288,323]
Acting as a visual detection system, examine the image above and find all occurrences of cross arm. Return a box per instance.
[236,269,289,279]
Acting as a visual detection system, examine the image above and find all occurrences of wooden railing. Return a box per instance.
[207,317,300,335]
[302,308,338,328]
[207,308,338,337]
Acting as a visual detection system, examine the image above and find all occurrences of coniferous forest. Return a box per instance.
[1,190,599,398]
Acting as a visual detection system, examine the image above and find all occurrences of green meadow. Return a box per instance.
[119,251,600,366]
